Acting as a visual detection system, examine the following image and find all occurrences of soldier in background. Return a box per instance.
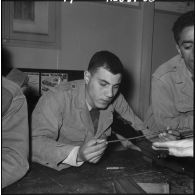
[145,11,194,141]
[2,48,29,188]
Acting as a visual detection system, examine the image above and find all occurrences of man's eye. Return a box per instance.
[114,85,119,89]
[100,82,107,87]
[184,46,191,49]
[183,44,193,50]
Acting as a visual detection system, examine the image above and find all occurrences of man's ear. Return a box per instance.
[176,44,182,57]
[84,71,91,84]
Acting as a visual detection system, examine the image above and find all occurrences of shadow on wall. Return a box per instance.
[120,68,135,101]
[2,47,13,76]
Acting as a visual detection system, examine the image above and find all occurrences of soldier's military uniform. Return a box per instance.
[145,55,193,134]
[2,70,29,188]
[32,80,145,170]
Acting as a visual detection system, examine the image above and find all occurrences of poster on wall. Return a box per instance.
[19,68,83,96]
[40,72,68,95]
[22,71,40,97]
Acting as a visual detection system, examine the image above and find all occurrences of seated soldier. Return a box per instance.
[31,50,147,171]
[2,68,29,188]
[145,11,194,141]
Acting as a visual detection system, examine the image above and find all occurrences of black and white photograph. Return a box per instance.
[1,0,194,194]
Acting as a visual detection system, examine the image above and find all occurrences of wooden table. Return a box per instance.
[2,144,193,194]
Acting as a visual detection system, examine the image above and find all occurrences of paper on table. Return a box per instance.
[137,183,169,194]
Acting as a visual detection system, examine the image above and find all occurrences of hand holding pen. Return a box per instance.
[77,138,107,163]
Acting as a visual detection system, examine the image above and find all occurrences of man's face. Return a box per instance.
[85,67,122,109]
[176,25,194,75]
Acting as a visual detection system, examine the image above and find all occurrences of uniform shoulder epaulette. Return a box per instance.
[153,56,179,78]
[59,80,78,91]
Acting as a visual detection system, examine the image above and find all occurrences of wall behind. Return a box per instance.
[6,2,143,116]
[152,11,179,74]
[4,2,187,119]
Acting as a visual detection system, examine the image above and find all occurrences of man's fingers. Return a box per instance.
[87,147,106,161]
[153,139,181,148]
[153,141,171,148]
[159,133,177,141]
[80,141,107,162]
[96,139,107,144]
[87,139,98,146]
[89,154,103,163]
[167,130,180,137]
[87,139,107,146]
[152,145,159,150]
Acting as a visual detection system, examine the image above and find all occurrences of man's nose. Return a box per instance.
[106,87,113,98]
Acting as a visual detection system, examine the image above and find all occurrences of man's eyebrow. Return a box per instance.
[99,79,120,86]
[99,79,109,84]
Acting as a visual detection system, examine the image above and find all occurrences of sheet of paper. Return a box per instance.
[137,183,169,194]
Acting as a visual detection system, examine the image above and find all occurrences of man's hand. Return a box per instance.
[77,139,107,163]
[158,128,181,141]
[152,139,193,157]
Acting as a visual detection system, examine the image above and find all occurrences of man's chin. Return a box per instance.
[96,103,109,110]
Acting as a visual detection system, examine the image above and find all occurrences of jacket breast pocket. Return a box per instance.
[60,122,86,142]
[175,98,193,113]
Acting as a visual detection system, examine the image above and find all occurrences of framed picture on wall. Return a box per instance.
[13,1,48,35]
[2,1,60,48]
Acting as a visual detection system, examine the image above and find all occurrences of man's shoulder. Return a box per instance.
[2,86,13,116]
[57,79,84,92]
[112,93,127,107]
[38,80,85,108]
[2,76,22,96]
[153,55,182,79]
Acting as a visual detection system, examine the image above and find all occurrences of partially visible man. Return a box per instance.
[2,69,29,188]
[32,50,146,171]
[145,11,194,140]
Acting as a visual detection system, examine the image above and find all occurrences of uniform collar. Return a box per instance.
[85,99,92,111]
[174,57,191,84]
[74,80,88,110]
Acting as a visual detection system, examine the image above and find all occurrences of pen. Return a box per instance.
[107,134,146,143]
[106,166,125,170]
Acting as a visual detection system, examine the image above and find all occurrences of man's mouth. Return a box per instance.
[100,99,111,104]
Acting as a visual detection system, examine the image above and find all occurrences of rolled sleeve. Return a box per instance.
[63,146,84,167]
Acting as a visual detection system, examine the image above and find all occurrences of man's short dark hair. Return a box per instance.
[172,10,194,44]
[88,51,124,75]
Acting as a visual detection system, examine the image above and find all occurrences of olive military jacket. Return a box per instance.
[2,76,29,188]
[145,55,193,133]
[32,80,145,170]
